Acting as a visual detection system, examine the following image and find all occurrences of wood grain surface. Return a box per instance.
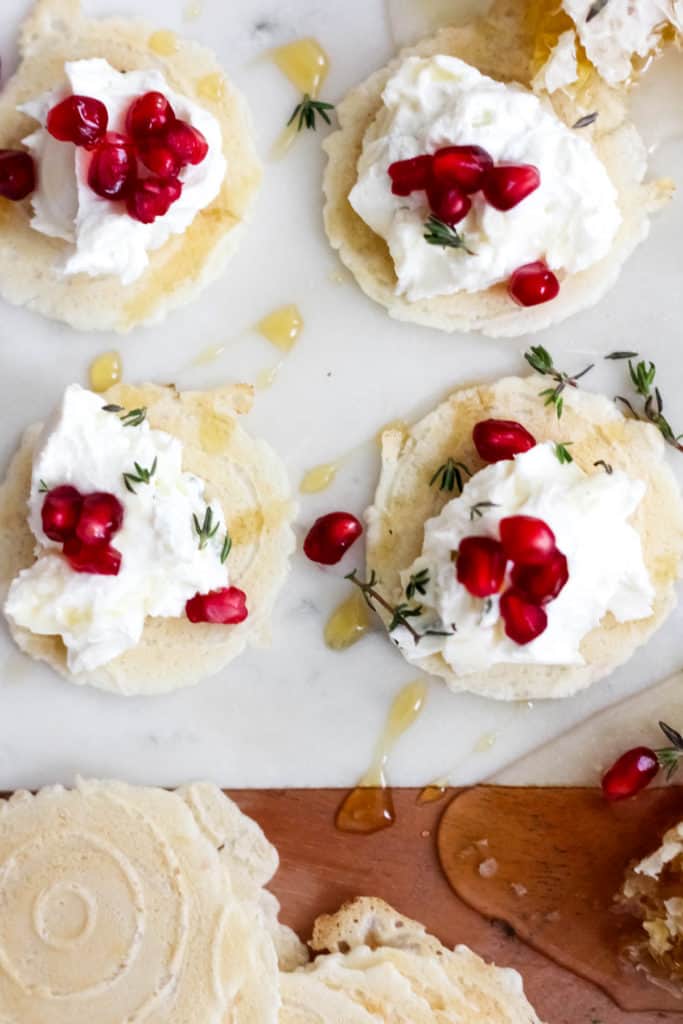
[230,787,683,1024]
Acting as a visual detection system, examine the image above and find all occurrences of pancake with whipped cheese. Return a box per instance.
[0,779,301,1024]
[365,376,683,700]
[0,0,260,332]
[0,382,295,695]
[279,897,543,1023]
[322,1,672,338]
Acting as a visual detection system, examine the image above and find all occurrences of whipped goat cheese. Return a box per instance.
[393,443,653,674]
[21,59,226,285]
[4,385,229,673]
[349,55,621,302]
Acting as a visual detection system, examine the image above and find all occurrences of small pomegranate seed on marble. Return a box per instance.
[456,536,507,598]
[601,747,659,801]
[387,155,432,196]
[472,419,536,464]
[186,586,248,624]
[126,176,182,223]
[164,119,209,167]
[63,538,122,576]
[88,133,136,199]
[482,163,540,211]
[509,261,560,307]
[304,512,363,566]
[0,150,36,200]
[511,549,568,605]
[431,144,493,194]
[426,181,471,225]
[47,95,108,149]
[499,515,556,566]
[138,139,181,179]
[126,90,175,140]
[75,492,124,546]
[499,588,547,644]
[41,485,83,542]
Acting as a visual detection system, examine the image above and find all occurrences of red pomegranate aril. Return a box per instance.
[499,588,547,644]
[47,95,108,149]
[388,155,432,196]
[482,163,540,211]
[88,133,136,199]
[426,181,471,225]
[509,261,560,307]
[41,485,83,542]
[138,139,180,179]
[456,536,507,598]
[164,120,209,167]
[304,512,363,566]
[186,586,248,624]
[0,150,36,200]
[512,549,568,605]
[126,90,175,140]
[431,144,493,194]
[499,515,556,566]
[75,492,124,546]
[126,177,182,224]
[473,419,536,463]
[602,747,659,801]
[63,538,122,576]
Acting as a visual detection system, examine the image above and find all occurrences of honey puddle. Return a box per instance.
[256,304,303,353]
[300,460,341,494]
[270,38,330,156]
[149,30,179,56]
[324,591,370,651]
[196,73,225,103]
[336,680,428,834]
[89,350,122,393]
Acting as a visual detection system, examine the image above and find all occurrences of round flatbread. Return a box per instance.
[0,382,295,695]
[366,376,683,700]
[322,2,672,338]
[0,0,261,332]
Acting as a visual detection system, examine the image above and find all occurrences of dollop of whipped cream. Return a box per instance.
[4,385,229,673]
[20,59,227,285]
[393,443,653,675]
[349,55,621,302]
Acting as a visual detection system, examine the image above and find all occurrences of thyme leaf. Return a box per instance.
[220,532,232,565]
[430,458,472,494]
[193,506,220,550]
[287,93,335,131]
[524,344,594,419]
[593,459,613,474]
[102,403,147,427]
[554,442,574,464]
[38,479,48,493]
[605,350,639,360]
[406,568,430,599]
[423,215,476,254]
[572,112,598,129]
[123,456,157,494]
[586,0,609,21]
[470,500,500,521]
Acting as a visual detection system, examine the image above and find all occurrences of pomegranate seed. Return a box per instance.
[456,536,507,598]
[63,538,122,576]
[75,492,124,546]
[387,155,432,196]
[304,512,363,566]
[186,586,248,624]
[482,164,540,211]
[88,132,136,199]
[426,181,471,225]
[41,485,83,542]
[0,150,35,200]
[499,588,547,644]
[509,261,560,307]
[602,747,659,800]
[164,120,208,167]
[138,139,180,179]
[473,419,536,464]
[499,515,556,566]
[511,550,568,605]
[47,95,108,149]
[126,177,182,223]
[126,91,175,140]
[431,145,493,194]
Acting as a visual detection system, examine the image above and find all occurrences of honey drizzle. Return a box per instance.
[336,680,428,834]
[89,350,122,393]
[324,592,370,651]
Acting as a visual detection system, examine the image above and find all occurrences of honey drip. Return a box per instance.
[324,592,370,651]
[89,350,122,393]
[149,30,179,56]
[336,680,428,834]
[376,418,409,446]
[256,304,303,353]
[196,73,225,103]
[417,779,449,805]
[270,38,330,157]
[300,460,340,494]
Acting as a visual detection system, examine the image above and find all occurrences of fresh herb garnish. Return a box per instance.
[406,568,430,599]
[655,721,683,780]
[610,353,683,452]
[423,215,476,254]
[220,532,232,564]
[287,93,335,132]
[572,112,598,130]
[524,344,594,419]
[586,0,609,21]
[123,457,157,494]
[38,479,48,493]
[102,403,147,427]
[470,500,499,521]
[346,569,455,644]
[193,506,220,550]
[593,459,613,474]
[554,442,574,464]
[605,350,638,360]
[430,458,472,494]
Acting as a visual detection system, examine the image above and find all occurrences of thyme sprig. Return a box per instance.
[524,344,594,419]
[406,568,430,599]
[430,458,472,494]
[572,112,598,130]
[102,403,147,427]
[470,500,499,521]
[607,352,683,452]
[123,457,157,494]
[655,721,683,780]
[193,506,220,550]
[423,215,476,254]
[220,532,232,565]
[554,442,574,464]
[287,93,335,132]
[346,569,454,644]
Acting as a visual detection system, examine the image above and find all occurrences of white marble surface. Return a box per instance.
[0,0,682,790]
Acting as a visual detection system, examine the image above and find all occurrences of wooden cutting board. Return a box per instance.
[230,787,683,1024]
